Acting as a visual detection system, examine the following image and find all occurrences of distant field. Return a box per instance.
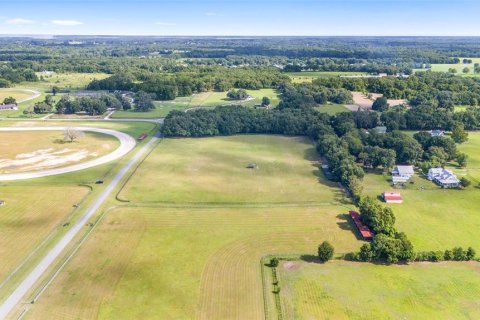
[279,260,480,319]
[112,88,280,119]
[286,71,368,83]
[29,72,111,90]
[0,89,37,103]
[315,104,349,115]
[415,58,480,76]
[119,135,343,204]
[0,131,119,174]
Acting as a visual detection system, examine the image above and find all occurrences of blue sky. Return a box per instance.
[1,0,480,36]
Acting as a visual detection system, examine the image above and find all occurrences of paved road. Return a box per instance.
[0,133,160,319]
[0,127,136,181]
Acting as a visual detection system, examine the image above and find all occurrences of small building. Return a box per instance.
[0,104,18,111]
[429,130,445,137]
[371,126,387,134]
[383,191,403,203]
[246,163,258,169]
[391,165,414,184]
[349,210,374,240]
[428,168,460,188]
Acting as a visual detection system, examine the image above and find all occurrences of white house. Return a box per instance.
[429,130,445,137]
[428,168,460,188]
[391,165,415,184]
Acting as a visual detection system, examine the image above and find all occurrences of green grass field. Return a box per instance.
[0,88,37,103]
[286,71,368,83]
[278,260,480,320]
[414,58,480,76]
[316,104,349,115]
[112,89,280,119]
[24,135,360,319]
[118,135,344,204]
[29,72,111,90]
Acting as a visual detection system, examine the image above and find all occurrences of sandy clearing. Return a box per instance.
[351,91,407,110]
[0,127,136,181]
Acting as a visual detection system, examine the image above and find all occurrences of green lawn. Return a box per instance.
[26,206,359,320]
[112,88,281,119]
[118,135,345,204]
[316,104,349,115]
[279,260,480,320]
[415,58,480,76]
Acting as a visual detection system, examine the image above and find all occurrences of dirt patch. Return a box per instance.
[0,148,98,173]
[351,92,407,110]
[283,261,301,271]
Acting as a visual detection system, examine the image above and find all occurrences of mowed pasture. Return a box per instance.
[362,133,480,251]
[26,206,360,320]
[0,131,119,174]
[0,185,89,282]
[118,135,344,204]
[278,260,480,320]
[112,88,280,118]
[0,89,37,103]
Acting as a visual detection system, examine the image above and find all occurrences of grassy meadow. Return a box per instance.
[25,206,360,320]
[118,135,344,204]
[278,260,480,320]
[315,104,349,115]
[112,88,280,119]
[0,88,37,102]
[414,58,480,76]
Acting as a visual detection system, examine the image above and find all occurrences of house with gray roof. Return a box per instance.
[428,168,460,188]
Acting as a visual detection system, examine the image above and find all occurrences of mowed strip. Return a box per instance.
[119,135,342,204]
[278,260,480,319]
[0,186,88,282]
[25,207,360,320]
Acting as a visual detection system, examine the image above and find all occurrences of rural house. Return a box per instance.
[391,165,415,184]
[429,129,445,137]
[0,104,18,111]
[428,168,460,188]
[382,191,403,203]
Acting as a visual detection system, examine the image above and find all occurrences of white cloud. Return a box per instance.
[155,22,176,26]
[5,18,36,25]
[50,20,83,26]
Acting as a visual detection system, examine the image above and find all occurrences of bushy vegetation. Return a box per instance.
[317,241,334,263]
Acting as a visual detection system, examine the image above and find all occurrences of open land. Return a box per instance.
[278,260,480,320]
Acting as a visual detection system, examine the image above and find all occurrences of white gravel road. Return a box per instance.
[0,127,136,181]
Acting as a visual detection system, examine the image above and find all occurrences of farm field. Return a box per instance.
[30,72,111,90]
[316,104,349,115]
[278,260,480,320]
[118,135,344,204]
[0,185,89,285]
[0,89,37,103]
[414,58,480,76]
[361,132,480,251]
[25,208,358,319]
[0,131,119,174]
[22,134,362,319]
[112,88,280,118]
[286,71,367,83]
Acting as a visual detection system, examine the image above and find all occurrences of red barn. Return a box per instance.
[383,191,403,203]
[349,211,374,240]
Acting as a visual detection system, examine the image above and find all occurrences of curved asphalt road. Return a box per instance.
[0,127,136,181]
[0,132,160,319]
